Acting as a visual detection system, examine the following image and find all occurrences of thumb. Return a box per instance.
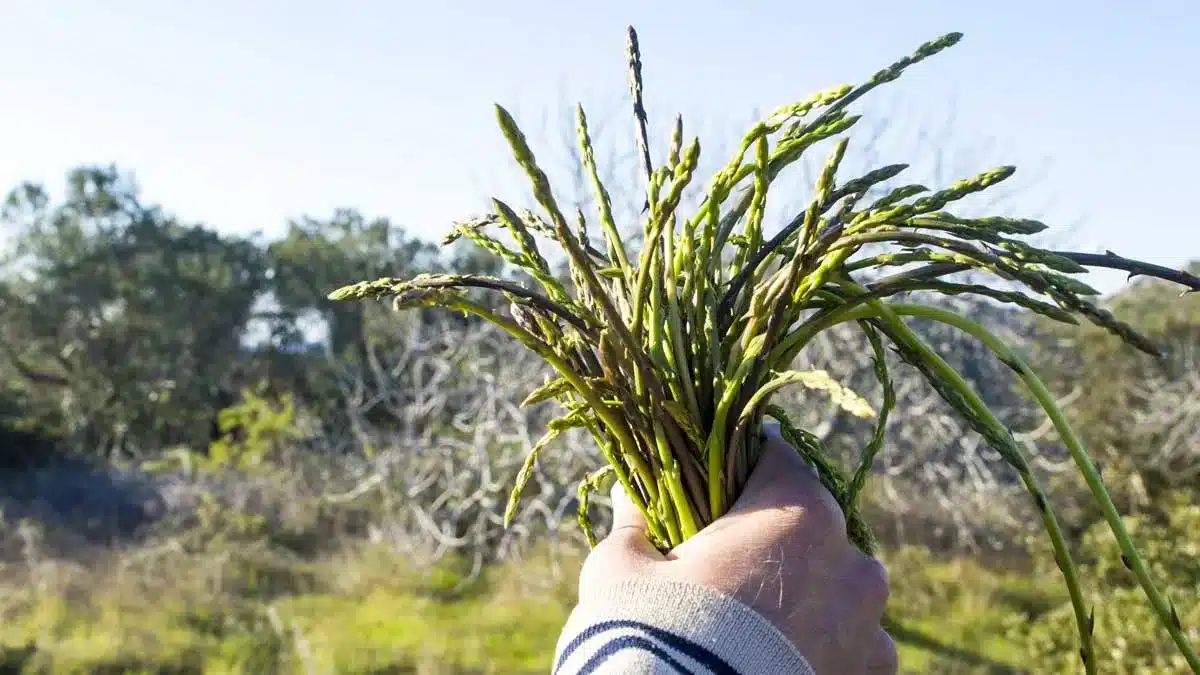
[578,482,664,599]
[610,481,649,533]
[595,482,664,564]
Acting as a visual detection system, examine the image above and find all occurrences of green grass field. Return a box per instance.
[4,535,1191,674]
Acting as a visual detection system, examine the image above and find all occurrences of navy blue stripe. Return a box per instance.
[573,635,695,675]
[553,620,739,675]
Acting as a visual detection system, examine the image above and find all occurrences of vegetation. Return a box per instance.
[2,493,1197,673]
[0,25,1198,675]
[330,26,1200,672]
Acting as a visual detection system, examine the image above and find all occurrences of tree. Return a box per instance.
[0,165,269,459]
[261,208,511,434]
[265,209,440,358]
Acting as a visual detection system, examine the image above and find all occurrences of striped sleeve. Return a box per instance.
[552,578,815,674]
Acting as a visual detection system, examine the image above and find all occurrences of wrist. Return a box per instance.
[554,576,813,674]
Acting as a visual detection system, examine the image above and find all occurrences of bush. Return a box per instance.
[1016,491,1200,673]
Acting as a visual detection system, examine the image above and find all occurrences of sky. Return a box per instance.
[1,1,1197,295]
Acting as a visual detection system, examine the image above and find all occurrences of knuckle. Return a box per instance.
[761,503,809,535]
[804,493,848,539]
[853,554,891,610]
[577,545,610,582]
[577,542,639,597]
[869,629,899,672]
[751,471,849,543]
[580,531,633,573]
[764,495,846,546]
[593,527,645,560]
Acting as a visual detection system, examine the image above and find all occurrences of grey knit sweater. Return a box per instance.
[552,578,816,674]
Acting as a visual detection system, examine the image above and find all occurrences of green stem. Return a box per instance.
[664,219,703,423]
[437,296,666,540]
[771,302,877,368]
[653,420,699,542]
[885,303,1200,673]
[655,471,684,547]
[847,321,893,511]
[821,291,1099,675]
[706,335,769,518]
[575,105,632,280]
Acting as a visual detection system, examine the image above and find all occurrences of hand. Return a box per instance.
[578,422,897,674]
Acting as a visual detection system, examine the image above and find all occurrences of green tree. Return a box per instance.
[0,165,269,459]
[265,209,439,359]
[261,209,517,432]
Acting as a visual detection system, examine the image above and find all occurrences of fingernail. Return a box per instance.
[610,482,625,500]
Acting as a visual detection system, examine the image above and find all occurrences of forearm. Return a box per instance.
[552,578,814,674]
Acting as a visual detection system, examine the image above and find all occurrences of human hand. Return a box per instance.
[578,422,897,674]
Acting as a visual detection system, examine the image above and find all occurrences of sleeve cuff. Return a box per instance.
[552,577,815,674]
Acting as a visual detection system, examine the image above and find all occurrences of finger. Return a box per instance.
[596,482,664,563]
[610,481,648,533]
[576,483,664,598]
[728,422,836,514]
[853,554,891,620]
[865,629,898,674]
[714,422,850,550]
[761,421,819,478]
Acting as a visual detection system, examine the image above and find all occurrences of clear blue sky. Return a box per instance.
[2,1,1196,294]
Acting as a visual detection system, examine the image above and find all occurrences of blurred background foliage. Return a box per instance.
[0,153,1197,673]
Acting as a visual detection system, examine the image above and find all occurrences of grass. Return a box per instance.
[4,537,1187,675]
[2,488,1196,673]
[0,538,1063,674]
[0,540,581,674]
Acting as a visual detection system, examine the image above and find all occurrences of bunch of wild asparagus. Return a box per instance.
[330,27,1200,673]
